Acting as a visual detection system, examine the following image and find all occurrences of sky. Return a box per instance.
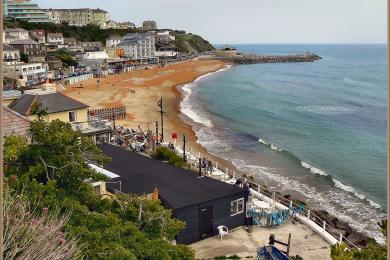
[35,0,387,44]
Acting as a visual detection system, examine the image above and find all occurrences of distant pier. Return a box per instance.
[228,53,322,64]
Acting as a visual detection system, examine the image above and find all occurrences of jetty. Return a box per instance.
[228,53,322,64]
[211,45,322,64]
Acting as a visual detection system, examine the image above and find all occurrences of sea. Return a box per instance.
[180,44,387,243]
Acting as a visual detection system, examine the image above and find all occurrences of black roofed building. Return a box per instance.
[100,144,246,244]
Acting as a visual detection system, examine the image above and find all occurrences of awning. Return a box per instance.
[88,163,120,179]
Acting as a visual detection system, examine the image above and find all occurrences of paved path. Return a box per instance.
[191,219,331,259]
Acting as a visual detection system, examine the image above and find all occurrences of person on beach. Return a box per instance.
[207,160,213,174]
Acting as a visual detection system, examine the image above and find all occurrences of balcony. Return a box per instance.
[71,117,113,135]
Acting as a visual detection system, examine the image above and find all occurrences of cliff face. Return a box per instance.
[171,31,215,53]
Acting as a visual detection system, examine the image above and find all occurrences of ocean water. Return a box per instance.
[180,44,387,243]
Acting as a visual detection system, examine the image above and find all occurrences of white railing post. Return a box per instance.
[272,192,276,201]
[215,161,218,170]
[339,233,343,243]
[307,210,311,220]
[289,200,293,208]
[322,221,326,232]
[232,171,235,179]
[226,167,228,175]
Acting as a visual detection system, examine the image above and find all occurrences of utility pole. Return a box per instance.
[155,121,159,145]
[112,111,116,130]
[157,98,164,142]
[182,134,186,161]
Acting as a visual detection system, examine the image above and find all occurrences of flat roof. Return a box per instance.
[100,145,243,209]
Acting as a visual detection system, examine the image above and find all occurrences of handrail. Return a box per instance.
[169,144,360,250]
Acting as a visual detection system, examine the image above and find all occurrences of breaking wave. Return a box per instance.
[180,65,233,127]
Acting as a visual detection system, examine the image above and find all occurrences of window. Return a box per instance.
[230,198,244,216]
[68,111,76,122]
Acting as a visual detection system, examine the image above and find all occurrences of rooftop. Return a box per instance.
[10,39,39,45]
[9,92,89,116]
[3,44,18,51]
[100,145,244,209]
[47,33,64,38]
[5,28,28,33]
[45,8,108,13]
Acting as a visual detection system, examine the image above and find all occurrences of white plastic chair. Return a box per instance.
[217,225,229,240]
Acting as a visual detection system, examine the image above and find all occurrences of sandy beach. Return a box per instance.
[64,59,237,169]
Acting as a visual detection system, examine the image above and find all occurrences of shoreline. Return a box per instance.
[63,59,384,247]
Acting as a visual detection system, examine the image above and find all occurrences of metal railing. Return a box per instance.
[169,144,360,250]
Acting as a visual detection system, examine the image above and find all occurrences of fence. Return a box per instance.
[88,106,127,120]
[169,144,360,250]
[66,73,93,85]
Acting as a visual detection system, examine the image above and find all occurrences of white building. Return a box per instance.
[4,28,30,44]
[117,32,156,60]
[45,8,109,29]
[3,44,20,61]
[5,62,47,81]
[47,33,64,45]
[105,35,122,48]
[156,31,175,44]
[83,51,109,60]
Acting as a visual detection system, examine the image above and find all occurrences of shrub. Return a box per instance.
[153,147,188,168]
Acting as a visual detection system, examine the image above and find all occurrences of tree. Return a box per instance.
[4,118,195,259]
[20,52,28,63]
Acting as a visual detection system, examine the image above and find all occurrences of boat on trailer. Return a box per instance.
[257,245,290,260]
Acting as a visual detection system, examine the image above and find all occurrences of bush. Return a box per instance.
[153,147,188,168]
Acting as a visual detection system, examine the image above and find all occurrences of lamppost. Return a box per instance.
[157,98,164,142]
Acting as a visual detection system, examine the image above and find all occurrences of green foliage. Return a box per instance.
[153,146,188,168]
[14,20,138,43]
[49,49,78,67]
[167,31,215,53]
[5,118,195,259]
[290,255,304,260]
[20,52,29,63]
[4,134,28,163]
[330,243,387,260]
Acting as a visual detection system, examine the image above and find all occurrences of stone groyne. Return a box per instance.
[229,53,322,64]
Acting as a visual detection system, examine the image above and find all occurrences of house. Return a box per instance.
[64,37,77,46]
[29,30,46,44]
[4,62,47,81]
[156,31,175,44]
[44,8,109,29]
[117,32,156,61]
[82,42,103,51]
[106,20,135,30]
[3,90,22,107]
[3,44,20,61]
[9,87,89,123]
[47,33,64,45]
[8,86,113,140]
[105,35,122,48]
[4,28,30,44]
[83,51,109,60]
[100,145,246,244]
[3,106,30,137]
[106,47,125,59]
[142,20,157,31]
[10,39,41,56]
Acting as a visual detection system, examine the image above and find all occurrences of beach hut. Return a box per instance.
[100,144,246,244]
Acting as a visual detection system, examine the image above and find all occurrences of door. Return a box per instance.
[199,205,213,239]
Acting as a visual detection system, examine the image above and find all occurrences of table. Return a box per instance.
[252,199,271,210]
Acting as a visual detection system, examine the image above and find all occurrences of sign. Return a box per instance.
[172,133,177,139]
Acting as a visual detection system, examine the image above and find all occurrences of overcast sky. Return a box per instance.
[36,0,387,44]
